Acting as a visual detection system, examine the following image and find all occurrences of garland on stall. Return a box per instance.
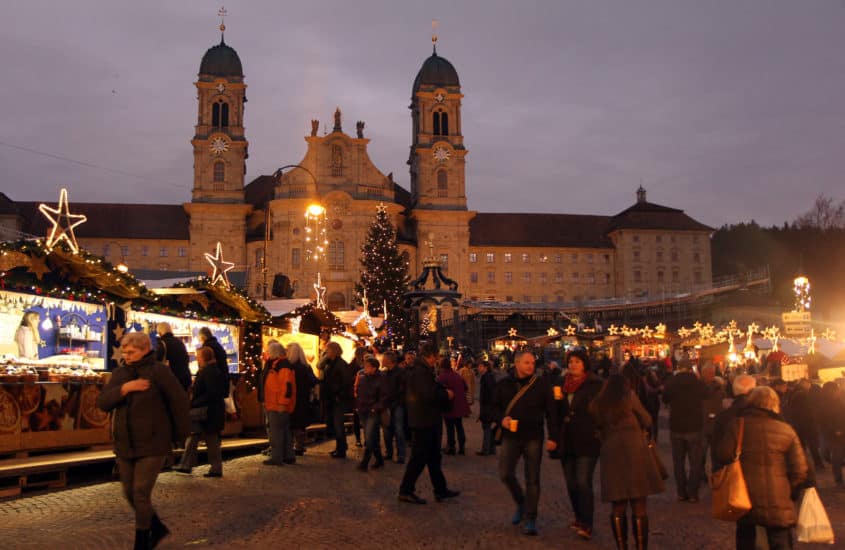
[239,322,264,391]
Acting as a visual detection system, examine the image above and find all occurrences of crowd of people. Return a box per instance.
[97,327,843,550]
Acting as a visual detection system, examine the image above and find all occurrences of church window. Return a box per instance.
[469,253,477,263]
[212,101,229,128]
[437,170,448,197]
[694,271,703,284]
[671,249,679,262]
[487,271,496,283]
[102,244,110,257]
[433,111,449,136]
[291,248,301,267]
[486,252,495,263]
[672,270,679,283]
[328,292,346,310]
[521,253,529,264]
[141,246,149,257]
[572,253,578,264]
[633,270,641,283]
[555,272,563,283]
[504,253,512,263]
[212,103,219,127]
[433,112,440,135]
[331,145,343,176]
[587,272,595,283]
[522,272,531,283]
[605,273,611,284]
[572,272,580,281]
[121,245,130,257]
[540,272,547,284]
[177,247,186,258]
[160,247,168,257]
[328,240,345,271]
[213,162,225,182]
[221,102,229,127]
[504,272,512,284]
[587,254,593,264]
[255,249,263,268]
[554,254,562,263]
[658,271,665,283]
[633,250,640,262]
[470,272,478,283]
[693,251,701,263]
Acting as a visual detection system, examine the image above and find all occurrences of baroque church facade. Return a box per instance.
[0,33,714,311]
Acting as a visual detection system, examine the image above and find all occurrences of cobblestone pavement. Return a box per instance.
[1,412,843,550]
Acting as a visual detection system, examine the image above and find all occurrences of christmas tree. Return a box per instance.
[356,204,410,345]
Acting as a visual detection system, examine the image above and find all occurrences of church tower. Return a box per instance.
[408,38,475,292]
[184,19,251,272]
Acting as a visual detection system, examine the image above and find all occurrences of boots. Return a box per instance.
[372,449,385,469]
[610,514,628,550]
[150,514,170,548]
[134,529,152,550]
[357,449,371,471]
[633,516,648,550]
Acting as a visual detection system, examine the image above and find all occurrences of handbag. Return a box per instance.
[494,376,537,443]
[709,417,752,521]
[796,487,835,544]
[223,380,237,414]
[634,406,668,480]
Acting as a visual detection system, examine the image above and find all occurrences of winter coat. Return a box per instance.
[702,380,726,436]
[592,392,664,502]
[322,355,353,410]
[256,359,274,404]
[818,394,845,440]
[382,367,405,410]
[438,368,471,419]
[662,371,708,433]
[155,332,192,391]
[478,371,497,423]
[716,407,808,528]
[264,359,296,414]
[555,374,603,458]
[290,360,317,429]
[786,388,817,437]
[190,360,228,433]
[404,358,451,430]
[202,336,229,377]
[356,371,385,413]
[97,351,190,459]
[493,374,560,443]
[711,394,750,472]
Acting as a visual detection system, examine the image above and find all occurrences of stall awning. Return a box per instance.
[261,299,310,317]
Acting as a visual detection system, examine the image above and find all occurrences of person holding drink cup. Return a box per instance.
[493,350,561,536]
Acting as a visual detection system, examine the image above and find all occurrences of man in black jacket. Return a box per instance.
[199,327,229,377]
[662,361,708,502]
[381,351,406,463]
[398,343,460,505]
[155,322,191,391]
[477,360,497,456]
[711,374,755,472]
[320,342,353,458]
[494,350,560,536]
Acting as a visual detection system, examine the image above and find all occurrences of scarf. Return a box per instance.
[563,373,586,395]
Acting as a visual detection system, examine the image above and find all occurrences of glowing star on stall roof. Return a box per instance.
[608,324,619,336]
[204,242,235,287]
[821,328,837,341]
[39,188,88,253]
[547,327,559,337]
[565,325,577,336]
[508,327,518,337]
[677,327,691,339]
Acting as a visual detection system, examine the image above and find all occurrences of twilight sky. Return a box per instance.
[2,0,844,228]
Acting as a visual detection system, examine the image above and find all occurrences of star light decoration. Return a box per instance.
[608,324,619,336]
[39,188,88,253]
[821,328,837,341]
[204,242,235,287]
[807,329,817,355]
[313,272,327,309]
[352,289,377,338]
[507,327,518,337]
[565,325,577,336]
[547,327,559,337]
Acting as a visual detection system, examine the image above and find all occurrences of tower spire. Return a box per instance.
[431,19,438,55]
[218,6,228,44]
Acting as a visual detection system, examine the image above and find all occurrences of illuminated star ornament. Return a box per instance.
[204,242,235,287]
[39,188,88,253]
[547,327,559,337]
[507,327,518,337]
[313,272,327,309]
[565,325,577,336]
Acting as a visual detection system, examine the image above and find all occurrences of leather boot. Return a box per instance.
[357,449,371,471]
[610,514,628,550]
[134,529,152,550]
[633,515,648,550]
[150,514,170,548]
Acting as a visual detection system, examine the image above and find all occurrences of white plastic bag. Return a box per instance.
[223,381,237,414]
[796,487,835,544]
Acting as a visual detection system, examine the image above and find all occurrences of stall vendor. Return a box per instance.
[15,311,41,359]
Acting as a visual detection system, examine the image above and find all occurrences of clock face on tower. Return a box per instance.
[433,146,451,163]
[434,92,445,103]
[210,137,229,155]
[216,83,225,93]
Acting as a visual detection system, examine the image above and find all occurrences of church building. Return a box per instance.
[0,29,714,311]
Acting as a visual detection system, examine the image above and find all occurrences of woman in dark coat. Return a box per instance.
[286,342,317,455]
[590,375,665,550]
[175,346,228,477]
[556,348,603,540]
[437,356,471,455]
[716,386,808,550]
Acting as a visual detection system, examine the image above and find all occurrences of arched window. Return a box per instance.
[328,240,345,271]
[221,103,229,127]
[433,112,440,135]
[437,170,448,197]
[212,103,220,127]
[213,162,225,182]
[331,145,343,176]
[441,112,449,135]
[328,292,346,311]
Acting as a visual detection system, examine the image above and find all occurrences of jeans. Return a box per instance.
[332,403,348,454]
[444,417,466,452]
[480,420,495,455]
[670,431,704,500]
[117,455,166,529]
[736,517,793,550]
[562,455,598,528]
[499,438,543,521]
[178,431,222,474]
[399,427,448,496]
[360,411,382,457]
[267,410,294,462]
[383,405,406,460]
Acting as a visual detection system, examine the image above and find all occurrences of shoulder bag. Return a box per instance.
[494,376,537,443]
[710,417,751,521]
[633,402,668,480]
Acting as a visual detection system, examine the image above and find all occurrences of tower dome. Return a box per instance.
[199,39,243,77]
[412,49,460,93]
